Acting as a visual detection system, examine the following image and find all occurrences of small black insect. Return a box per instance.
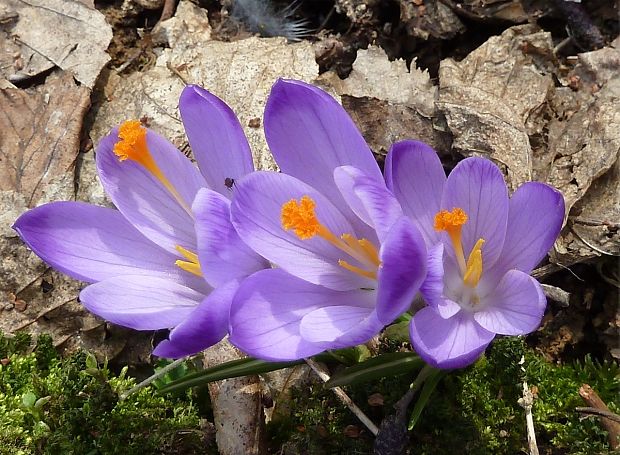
[224,177,236,190]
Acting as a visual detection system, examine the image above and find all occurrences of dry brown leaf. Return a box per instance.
[441,0,529,23]
[437,25,555,190]
[321,46,436,117]
[546,77,620,215]
[5,0,112,88]
[0,71,90,206]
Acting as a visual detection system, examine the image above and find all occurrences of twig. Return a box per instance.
[158,0,176,23]
[579,384,620,449]
[540,284,570,307]
[518,381,540,455]
[576,407,620,424]
[305,358,379,436]
[166,61,190,85]
[120,356,189,401]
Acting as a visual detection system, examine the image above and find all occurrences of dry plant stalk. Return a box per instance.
[579,384,620,449]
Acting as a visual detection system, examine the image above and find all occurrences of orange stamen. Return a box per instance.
[113,120,192,215]
[434,208,468,274]
[281,195,380,279]
[281,196,320,239]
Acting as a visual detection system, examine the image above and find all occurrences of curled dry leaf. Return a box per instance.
[437,24,555,190]
[439,0,530,23]
[4,0,112,88]
[548,47,620,265]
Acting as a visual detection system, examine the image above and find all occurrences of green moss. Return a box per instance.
[273,338,618,454]
[0,332,207,455]
[414,337,619,454]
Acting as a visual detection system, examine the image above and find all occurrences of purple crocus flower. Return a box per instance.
[385,141,565,369]
[228,80,427,361]
[13,85,268,358]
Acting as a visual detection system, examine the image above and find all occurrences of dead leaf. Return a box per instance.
[321,46,436,118]
[342,96,450,156]
[553,159,620,265]
[440,0,530,23]
[5,0,112,88]
[547,77,620,215]
[0,71,90,206]
[437,25,556,190]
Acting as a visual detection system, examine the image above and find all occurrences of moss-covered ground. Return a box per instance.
[1,332,618,454]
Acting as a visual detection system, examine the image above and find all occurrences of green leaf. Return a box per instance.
[85,352,98,370]
[326,352,423,388]
[34,396,51,409]
[382,321,411,343]
[158,357,302,394]
[408,369,445,430]
[22,391,36,408]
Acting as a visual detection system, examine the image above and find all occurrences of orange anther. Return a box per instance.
[281,196,320,239]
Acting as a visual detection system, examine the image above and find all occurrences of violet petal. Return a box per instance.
[474,270,546,336]
[441,157,509,269]
[229,269,358,360]
[385,140,446,245]
[231,171,369,291]
[334,165,402,243]
[193,188,269,288]
[153,279,241,358]
[80,276,205,330]
[179,85,254,196]
[375,217,427,324]
[409,307,494,369]
[96,129,204,253]
[12,202,199,288]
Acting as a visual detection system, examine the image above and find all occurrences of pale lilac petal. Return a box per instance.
[229,269,368,360]
[334,166,402,243]
[474,270,546,336]
[193,188,269,288]
[80,276,205,330]
[495,182,565,275]
[419,243,461,319]
[375,217,427,324]
[300,306,374,343]
[231,171,370,291]
[96,129,204,253]
[265,79,382,193]
[385,140,446,245]
[179,85,254,196]
[409,307,495,369]
[12,202,201,289]
[153,279,240,358]
[441,157,509,269]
